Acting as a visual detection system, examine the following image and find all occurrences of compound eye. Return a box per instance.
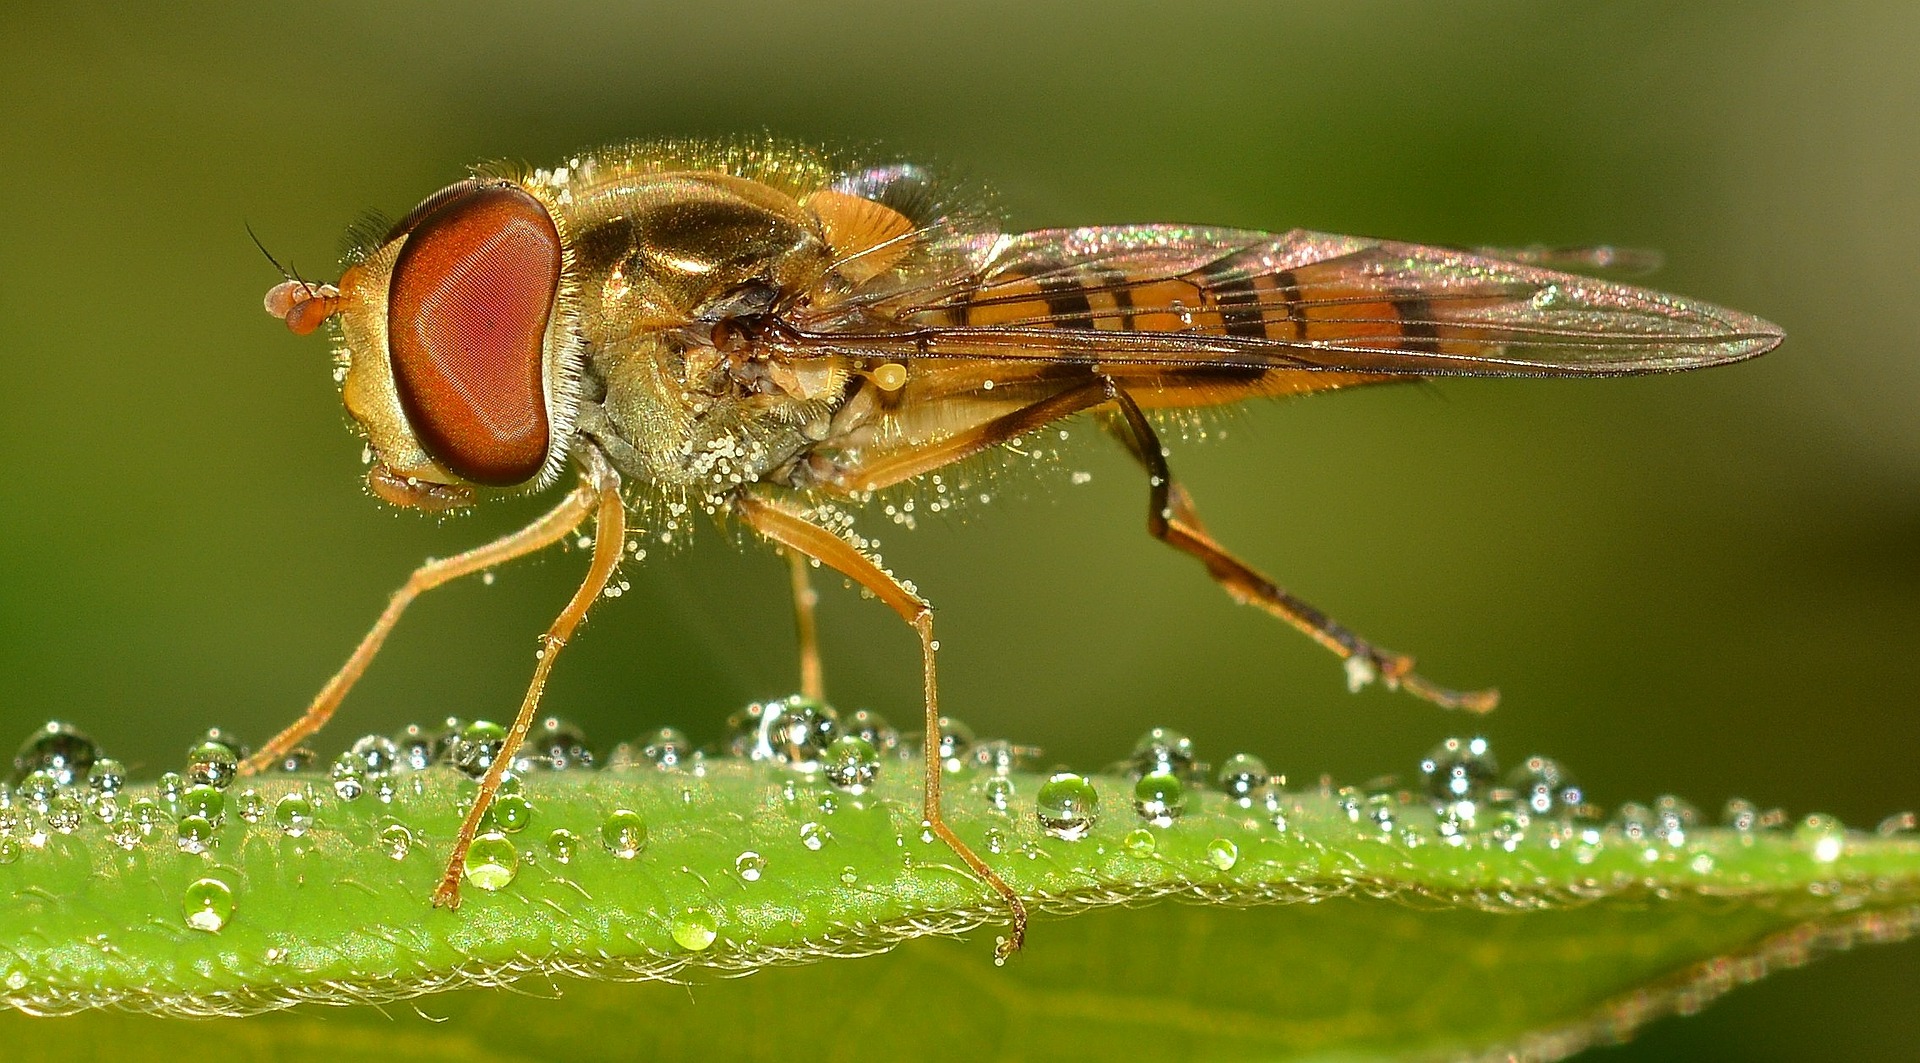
[387,184,560,486]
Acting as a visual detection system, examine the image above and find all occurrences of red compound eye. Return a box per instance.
[387,183,560,486]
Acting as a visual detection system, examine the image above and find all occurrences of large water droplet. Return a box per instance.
[823,736,879,793]
[842,709,900,756]
[176,815,214,854]
[934,717,974,773]
[463,831,520,890]
[236,789,267,824]
[514,716,594,772]
[1215,753,1269,805]
[799,821,830,850]
[1129,727,1196,780]
[1506,755,1584,820]
[86,758,127,797]
[1133,772,1186,827]
[639,726,693,769]
[15,770,58,813]
[735,851,766,882]
[393,724,437,772]
[156,771,185,811]
[274,792,314,837]
[1420,736,1497,819]
[128,798,161,838]
[489,793,533,834]
[1036,773,1099,841]
[12,722,98,788]
[453,721,507,779]
[349,734,402,777]
[380,822,413,860]
[183,877,234,932]
[1206,838,1239,871]
[185,738,241,790]
[329,752,366,801]
[181,785,225,827]
[729,697,840,770]
[602,809,648,859]
[1123,827,1157,856]
[672,909,718,951]
[545,828,579,863]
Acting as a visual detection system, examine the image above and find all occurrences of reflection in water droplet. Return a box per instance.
[840,865,859,885]
[380,822,413,860]
[1133,772,1186,827]
[464,832,520,890]
[182,785,224,828]
[349,734,402,777]
[1036,773,1099,841]
[274,792,314,837]
[545,828,579,864]
[186,737,241,790]
[729,697,840,770]
[843,709,900,757]
[1216,753,1268,804]
[1796,813,1845,863]
[1506,755,1584,820]
[129,798,161,838]
[15,771,57,813]
[454,721,507,779]
[329,753,366,801]
[823,736,879,793]
[176,815,214,854]
[984,776,1015,813]
[182,877,234,932]
[156,771,185,811]
[601,809,648,859]
[1206,838,1238,871]
[0,839,18,865]
[1123,828,1157,856]
[515,716,595,772]
[934,717,974,773]
[86,758,126,797]
[1421,736,1496,822]
[394,723,437,772]
[735,851,765,882]
[45,794,83,835]
[237,789,267,825]
[983,827,1009,855]
[672,909,718,951]
[1129,727,1197,780]
[491,793,533,834]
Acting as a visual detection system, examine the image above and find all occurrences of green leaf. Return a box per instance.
[2,743,1917,1061]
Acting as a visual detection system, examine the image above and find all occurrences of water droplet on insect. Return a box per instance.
[1124,827,1157,856]
[329,753,366,801]
[1036,773,1099,841]
[672,909,718,951]
[489,793,533,834]
[728,697,840,771]
[1215,753,1268,804]
[639,727,693,770]
[176,815,214,854]
[11,721,98,788]
[380,822,413,860]
[545,827,579,864]
[1129,727,1197,780]
[1206,838,1239,871]
[274,792,314,837]
[601,809,648,859]
[86,758,126,798]
[823,736,880,793]
[181,784,225,827]
[463,831,520,890]
[735,851,765,882]
[799,821,830,850]
[1796,813,1845,863]
[348,734,402,777]
[984,776,1015,812]
[453,721,506,779]
[514,716,594,772]
[1420,736,1497,821]
[1133,772,1186,827]
[182,877,234,932]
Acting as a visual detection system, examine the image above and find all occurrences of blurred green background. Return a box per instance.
[1,2,1914,1058]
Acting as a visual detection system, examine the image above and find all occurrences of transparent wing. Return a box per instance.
[784,225,1782,378]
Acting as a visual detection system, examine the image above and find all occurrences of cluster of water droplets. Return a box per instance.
[3,708,1910,948]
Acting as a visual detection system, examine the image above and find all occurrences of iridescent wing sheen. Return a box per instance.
[784,225,1783,379]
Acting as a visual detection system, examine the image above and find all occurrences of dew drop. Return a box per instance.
[515,716,594,772]
[393,724,437,772]
[1129,727,1197,780]
[329,753,366,801]
[983,827,1009,855]
[842,709,900,756]
[186,731,245,789]
[156,771,186,811]
[490,793,533,834]
[1036,773,1099,841]
[453,720,507,779]
[823,736,880,793]
[1651,795,1697,847]
[1206,838,1239,871]
[799,821,830,850]
[176,816,214,854]
[0,839,18,865]
[1796,813,1845,863]
[984,776,1015,813]
[545,827,579,863]
[1506,755,1584,820]
[1611,801,1653,845]
[934,717,974,773]
[129,798,162,837]
[1723,798,1760,833]
[86,758,127,798]
[601,809,648,859]
[12,721,99,788]
[729,697,840,770]
[1215,753,1269,804]
[1420,736,1497,820]
[273,747,316,774]
[735,850,765,882]
[45,794,82,835]
[672,909,718,951]
[463,831,520,889]
[380,822,413,860]
[236,789,267,825]
[1133,772,1186,827]
[1123,827,1157,856]
[181,785,225,827]
[274,792,314,837]
[182,877,234,932]
[15,770,58,813]
[349,734,402,777]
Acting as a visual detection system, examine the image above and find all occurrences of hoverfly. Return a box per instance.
[254,139,1781,959]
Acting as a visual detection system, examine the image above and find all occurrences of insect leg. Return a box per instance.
[431,466,628,909]
[786,549,826,703]
[734,491,1028,961]
[239,482,603,777]
[1105,388,1497,713]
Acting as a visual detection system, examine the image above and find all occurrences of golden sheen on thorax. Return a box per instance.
[255,138,1782,961]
